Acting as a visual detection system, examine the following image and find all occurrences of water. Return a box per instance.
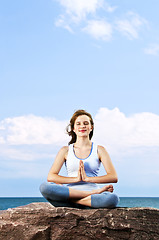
[0,197,159,211]
[118,197,159,209]
[0,197,47,211]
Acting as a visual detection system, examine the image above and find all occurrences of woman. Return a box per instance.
[40,110,119,209]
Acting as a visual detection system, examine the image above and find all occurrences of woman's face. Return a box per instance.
[73,115,93,137]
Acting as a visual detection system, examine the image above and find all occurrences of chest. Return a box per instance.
[73,147,92,159]
[66,144,100,173]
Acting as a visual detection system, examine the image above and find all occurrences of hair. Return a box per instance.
[66,109,94,145]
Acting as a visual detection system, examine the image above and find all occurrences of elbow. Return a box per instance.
[47,175,52,182]
[47,173,55,183]
[109,173,118,183]
[47,177,51,182]
[113,175,118,183]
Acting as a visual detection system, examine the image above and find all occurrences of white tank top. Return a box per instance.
[65,142,101,191]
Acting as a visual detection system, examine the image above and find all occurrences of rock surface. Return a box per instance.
[0,202,159,240]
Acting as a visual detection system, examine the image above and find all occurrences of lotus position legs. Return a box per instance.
[40,182,119,209]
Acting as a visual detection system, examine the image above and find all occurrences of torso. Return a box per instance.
[73,142,93,159]
[65,142,101,190]
[64,143,101,161]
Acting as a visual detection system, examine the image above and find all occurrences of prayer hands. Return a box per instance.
[76,161,114,193]
[77,160,89,182]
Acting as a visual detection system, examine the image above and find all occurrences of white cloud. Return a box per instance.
[144,44,159,56]
[0,137,5,144]
[55,14,74,33]
[0,145,55,161]
[103,3,117,13]
[115,12,148,40]
[56,0,104,22]
[93,107,159,155]
[54,1,147,42]
[0,108,159,159]
[0,115,69,145]
[54,0,118,41]
[82,20,112,41]
[0,108,159,182]
[54,1,149,43]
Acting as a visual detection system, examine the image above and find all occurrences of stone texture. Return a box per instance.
[0,202,159,240]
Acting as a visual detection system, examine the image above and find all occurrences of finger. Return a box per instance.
[80,162,84,170]
[81,165,84,174]
[81,164,85,173]
[80,161,85,170]
[108,186,114,191]
[81,164,84,169]
[79,166,82,175]
[80,160,84,166]
[79,162,82,171]
[80,164,85,178]
[108,188,113,192]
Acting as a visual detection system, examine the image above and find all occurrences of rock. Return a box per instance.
[0,202,159,240]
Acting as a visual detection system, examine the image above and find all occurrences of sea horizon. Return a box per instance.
[0,197,159,211]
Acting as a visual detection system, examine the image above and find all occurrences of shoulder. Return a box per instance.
[58,146,69,159]
[97,145,107,152]
[59,146,69,154]
[97,145,109,159]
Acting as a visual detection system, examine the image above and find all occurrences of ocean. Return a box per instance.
[0,197,159,211]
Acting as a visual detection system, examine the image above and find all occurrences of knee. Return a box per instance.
[39,182,47,196]
[39,182,69,202]
[91,192,119,209]
[107,193,119,208]
[39,182,53,197]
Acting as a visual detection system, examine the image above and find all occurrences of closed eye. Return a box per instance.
[76,121,89,125]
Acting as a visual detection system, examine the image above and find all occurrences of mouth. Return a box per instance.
[79,130,86,133]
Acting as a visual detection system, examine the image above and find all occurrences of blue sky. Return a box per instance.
[0,0,159,197]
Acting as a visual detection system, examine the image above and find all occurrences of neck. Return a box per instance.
[74,136,92,147]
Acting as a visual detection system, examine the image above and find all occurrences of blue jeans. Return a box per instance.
[40,182,119,209]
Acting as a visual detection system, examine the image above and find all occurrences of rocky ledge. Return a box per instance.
[0,202,159,240]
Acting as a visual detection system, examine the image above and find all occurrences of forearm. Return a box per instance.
[86,174,118,184]
[47,173,79,184]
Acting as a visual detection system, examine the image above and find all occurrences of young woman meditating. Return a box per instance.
[40,110,119,208]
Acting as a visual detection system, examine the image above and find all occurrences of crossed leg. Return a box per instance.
[40,182,119,208]
[69,184,114,199]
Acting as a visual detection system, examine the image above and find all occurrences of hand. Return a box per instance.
[106,184,114,192]
[76,161,82,182]
[80,160,89,182]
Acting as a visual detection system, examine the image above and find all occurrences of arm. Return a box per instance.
[81,145,118,184]
[47,146,81,184]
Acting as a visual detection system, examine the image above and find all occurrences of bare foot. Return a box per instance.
[91,185,114,194]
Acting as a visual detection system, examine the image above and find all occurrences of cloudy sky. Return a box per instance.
[0,0,159,197]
